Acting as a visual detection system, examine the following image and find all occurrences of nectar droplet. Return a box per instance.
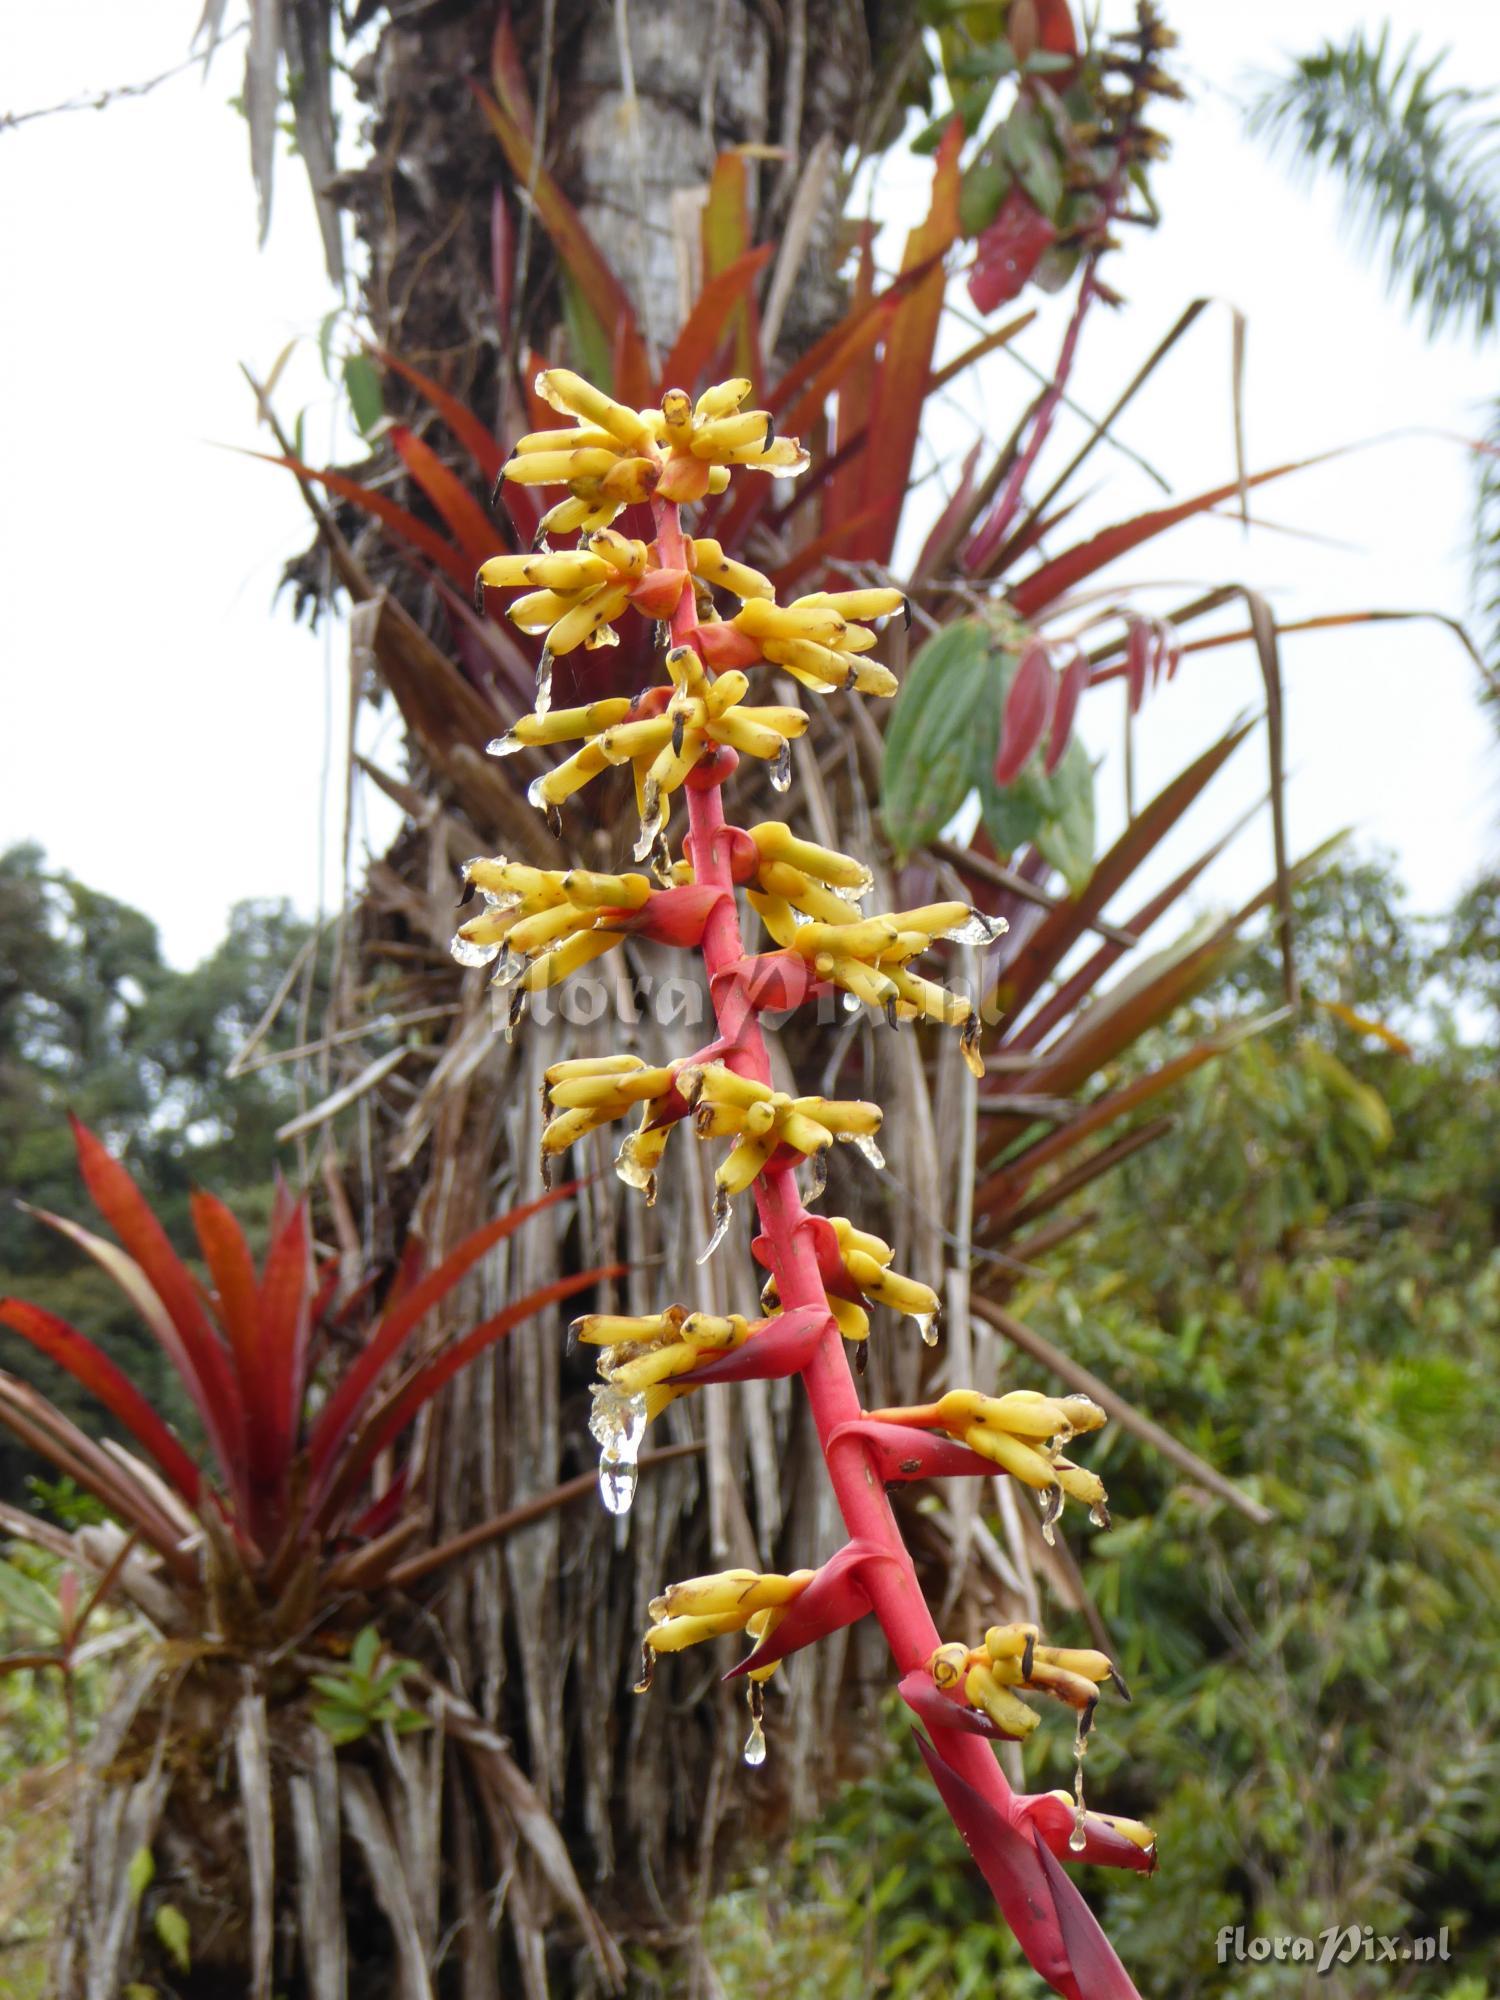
[534,646,554,718]
[770,739,792,793]
[487,730,524,758]
[916,1311,940,1349]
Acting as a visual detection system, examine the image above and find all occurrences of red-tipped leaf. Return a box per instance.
[0,1300,201,1504]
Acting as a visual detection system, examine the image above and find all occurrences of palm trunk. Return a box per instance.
[198,4,938,1990]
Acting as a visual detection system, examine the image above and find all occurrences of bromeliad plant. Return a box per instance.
[462,369,1157,2000]
[0,1117,627,1992]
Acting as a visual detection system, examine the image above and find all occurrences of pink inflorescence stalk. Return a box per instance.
[462,368,1155,2000]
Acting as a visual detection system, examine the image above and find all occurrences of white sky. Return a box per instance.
[1,1,1497,973]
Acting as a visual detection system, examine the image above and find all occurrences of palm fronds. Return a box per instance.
[1247,27,1500,339]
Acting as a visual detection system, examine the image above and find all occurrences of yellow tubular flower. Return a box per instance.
[499,373,810,529]
[874,1388,1110,1530]
[690,538,775,601]
[642,1566,813,1678]
[452,857,652,1001]
[475,539,650,657]
[826,1216,940,1338]
[730,587,907,696]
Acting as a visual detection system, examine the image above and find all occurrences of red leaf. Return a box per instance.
[968,191,1057,315]
[371,345,505,484]
[1009,453,1340,620]
[858,123,964,563]
[309,1184,581,1480]
[1125,617,1150,714]
[828,226,879,534]
[190,1190,263,1425]
[67,1118,244,1494]
[658,244,773,398]
[491,186,514,335]
[995,639,1056,784]
[250,449,472,588]
[1045,645,1089,774]
[0,1299,201,1504]
[471,83,650,396]
[257,1197,311,1489]
[390,425,500,573]
[700,152,759,381]
[316,1265,619,1528]
[913,438,982,582]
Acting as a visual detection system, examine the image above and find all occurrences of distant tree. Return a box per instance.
[1247,27,1500,690]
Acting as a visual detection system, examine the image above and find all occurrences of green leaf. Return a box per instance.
[0,1556,60,1635]
[312,1703,371,1745]
[350,1624,381,1678]
[126,1844,155,1905]
[559,269,614,393]
[881,620,996,859]
[1001,102,1065,218]
[342,355,385,439]
[153,1903,191,1974]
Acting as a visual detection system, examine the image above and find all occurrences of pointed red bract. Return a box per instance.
[969,191,1058,315]
[725,1540,896,1678]
[996,638,1058,784]
[914,1732,1145,2000]
[1046,645,1090,775]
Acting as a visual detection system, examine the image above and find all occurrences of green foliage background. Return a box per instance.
[656,860,1500,1998]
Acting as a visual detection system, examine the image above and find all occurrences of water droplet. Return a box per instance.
[1069,1712,1090,1850]
[943,910,1008,945]
[633,782,665,862]
[505,984,527,1044]
[451,933,501,968]
[654,619,670,652]
[489,949,525,990]
[849,864,875,900]
[526,775,550,812]
[960,1014,985,1080]
[1040,1481,1064,1547]
[589,1384,648,1516]
[1089,1501,1112,1530]
[534,647,554,718]
[805,1150,827,1201]
[697,1186,732,1265]
[486,731,525,758]
[841,991,861,1013]
[770,739,792,792]
[743,1682,767,1766]
[532,530,552,555]
[844,1133,885,1172]
[916,1311,940,1349]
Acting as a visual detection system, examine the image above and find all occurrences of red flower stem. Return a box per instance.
[653,495,1022,1821]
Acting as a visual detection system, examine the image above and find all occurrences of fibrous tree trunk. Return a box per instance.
[275,2,998,1987]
